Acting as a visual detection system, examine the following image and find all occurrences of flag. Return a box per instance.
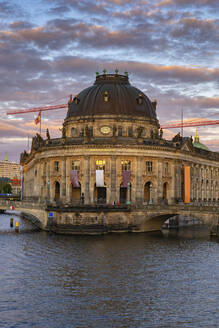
[70,170,80,187]
[35,111,41,125]
[96,170,104,187]
[122,170,130,187]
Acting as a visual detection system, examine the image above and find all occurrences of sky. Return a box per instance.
[0,0,218,163]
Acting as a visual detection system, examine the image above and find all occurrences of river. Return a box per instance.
[1,211,219,328]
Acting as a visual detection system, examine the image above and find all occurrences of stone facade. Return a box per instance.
[20,74,219,207]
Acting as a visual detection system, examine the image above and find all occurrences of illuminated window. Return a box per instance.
[104,91,109,102]
[72,161,80,172]
[54,161,59,172]
[96,160,105,170]
[146,161,153,173]
[121,160,131,171]
[137,93,143,105]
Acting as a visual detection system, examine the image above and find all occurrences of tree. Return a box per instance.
[3,183,12,194]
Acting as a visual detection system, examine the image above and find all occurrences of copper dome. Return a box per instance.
[66,74,157,120]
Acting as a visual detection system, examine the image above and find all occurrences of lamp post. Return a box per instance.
[20,166,23,201]
[126,182,131,205]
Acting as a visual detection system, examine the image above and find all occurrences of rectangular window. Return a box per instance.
[146,161,153,173]
[128,127,133,137]
[54,161,59,172]
[118,126,122,137]
[72,161,80,172]
[121,160,131,171]
[96,160,105,170]
[164,162,168,175]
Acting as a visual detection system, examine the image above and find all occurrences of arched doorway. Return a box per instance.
[144,182,152,203]
[120,183,131,204]
[94,183,106,204]
[71,182,81,204]
[55,181,60,200]
[163,182,168,201]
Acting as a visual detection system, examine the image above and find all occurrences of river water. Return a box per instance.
[1,212,219,328]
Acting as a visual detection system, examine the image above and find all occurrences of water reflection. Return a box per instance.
[1,213,219,328]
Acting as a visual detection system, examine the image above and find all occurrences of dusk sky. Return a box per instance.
[0,0,218,162]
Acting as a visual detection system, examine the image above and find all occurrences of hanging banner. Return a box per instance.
[96,170,104,187]
[184,166,190,203]
[70,170,80,187]
[122,170,130,187]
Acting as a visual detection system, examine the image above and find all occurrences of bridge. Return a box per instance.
[0,199,219,234]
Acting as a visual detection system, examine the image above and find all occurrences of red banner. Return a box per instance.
[70,170,79,187]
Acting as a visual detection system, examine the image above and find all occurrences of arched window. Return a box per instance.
[121,160,131,171]
[55,181,60,200]
[163,182,168,201]
[96,160,105,170]
[104,91,109,102]
[144,182,152,203]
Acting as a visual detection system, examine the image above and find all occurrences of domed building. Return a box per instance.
[21,73,219,211]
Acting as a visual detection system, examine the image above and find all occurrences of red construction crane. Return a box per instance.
[6,103,68,115]
[6,96,219,129]
[6,94,73,115]
[161,119,219,129]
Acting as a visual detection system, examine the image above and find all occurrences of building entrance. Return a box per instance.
[94,185,106,204]
[120,187,127,204]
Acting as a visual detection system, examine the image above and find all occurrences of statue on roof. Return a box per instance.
[46,128,50,141]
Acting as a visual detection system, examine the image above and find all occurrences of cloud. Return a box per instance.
[0,0,218,162]
[171,17,218,43]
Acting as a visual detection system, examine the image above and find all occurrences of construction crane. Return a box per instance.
[6,96,219,130]
[161,119,219,129]
[6,103,68,115]
[6,95,72,135]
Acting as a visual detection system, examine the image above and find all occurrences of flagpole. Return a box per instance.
[40,111,42,136]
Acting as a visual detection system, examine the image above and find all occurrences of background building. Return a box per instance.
[0,153,21,195]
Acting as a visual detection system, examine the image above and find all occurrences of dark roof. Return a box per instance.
[66,74,158,121]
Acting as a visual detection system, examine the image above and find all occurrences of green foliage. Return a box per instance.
[3,183,12,194]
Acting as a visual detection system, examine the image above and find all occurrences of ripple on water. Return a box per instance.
[1,214,219,328]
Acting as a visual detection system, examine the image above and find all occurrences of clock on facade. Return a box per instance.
[100,126,111,135]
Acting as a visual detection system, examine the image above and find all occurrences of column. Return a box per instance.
[157,161,163,202]
[84,155,91,204]
[174,163,182,201]
[135,156,143,205]
[61,158,66,203]
[203,168,207,200]
[66,158,71,204]
[110,156,117,204]
[46,160,51,202]
[169,162,175,204]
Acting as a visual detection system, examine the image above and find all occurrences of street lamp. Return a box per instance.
[126,182,131,205]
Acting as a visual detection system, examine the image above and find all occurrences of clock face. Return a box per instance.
[100,126,111,135]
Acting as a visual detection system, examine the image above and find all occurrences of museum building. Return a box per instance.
[20,73,219,206]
